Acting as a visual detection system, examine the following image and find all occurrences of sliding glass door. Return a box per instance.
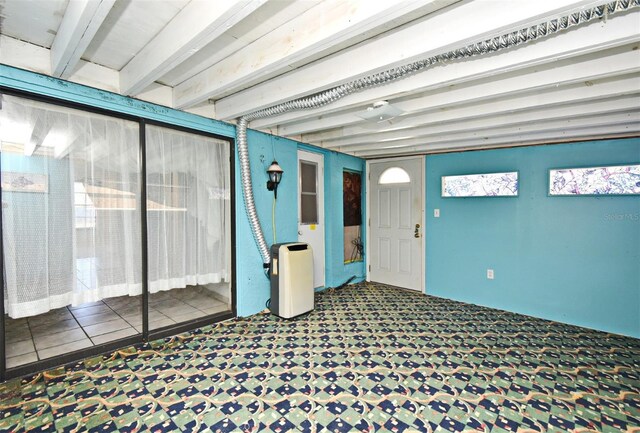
[145,125,231,330]
[0,92,234,376]
[0,95,142,369]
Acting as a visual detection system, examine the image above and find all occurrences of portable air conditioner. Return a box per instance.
[270,242,314,319]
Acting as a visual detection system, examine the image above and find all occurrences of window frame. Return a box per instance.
[0,87,237,380]
[299,159,319,225]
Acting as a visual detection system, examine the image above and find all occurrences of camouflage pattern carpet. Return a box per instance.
[0,282,639,432]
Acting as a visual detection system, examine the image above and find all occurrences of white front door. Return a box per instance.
[298,150,325,288]
[368,157,424,291]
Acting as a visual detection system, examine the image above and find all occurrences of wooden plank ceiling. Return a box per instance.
[1,0,638,158]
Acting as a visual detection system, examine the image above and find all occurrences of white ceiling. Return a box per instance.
[1,0,638,158]
[83,0,190,70]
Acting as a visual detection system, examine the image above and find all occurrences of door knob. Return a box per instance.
[298,230,302,235]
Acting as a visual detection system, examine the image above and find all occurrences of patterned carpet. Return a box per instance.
[0,282,639,432]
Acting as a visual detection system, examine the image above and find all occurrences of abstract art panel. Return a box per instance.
[442,171,518,197]
[343,171,362,226]
[343,171,363,263]
[549,164,640,195]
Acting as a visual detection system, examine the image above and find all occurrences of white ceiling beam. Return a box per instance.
[173,0,459,109]
[345,111,640,155]
[50,0,115,79]
[1,35,51,76]
[321,75,640,153]
[324,96,640,150]
[2,34,121,93]
[279,46,640,136]
[320,75,640,145]
[251,12,640,130]
[120,0,268,96]
[214,0,606,119]
[353,124,640,157]
[159,0,318,87]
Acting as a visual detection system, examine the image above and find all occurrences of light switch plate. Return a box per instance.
[487,269,494,279]
[434,208,440,218]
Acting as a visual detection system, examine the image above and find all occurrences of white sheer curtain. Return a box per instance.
[71,112,142,304]
[1,95,142,318]
[1,96,230,319]
[145,125,230,293]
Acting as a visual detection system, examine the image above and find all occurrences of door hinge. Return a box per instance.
[368,265,371,272]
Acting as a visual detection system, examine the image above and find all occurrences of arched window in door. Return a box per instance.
[378,167,410,184]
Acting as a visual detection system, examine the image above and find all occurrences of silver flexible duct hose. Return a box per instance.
[237,0,639,265]
[236,116,273,266]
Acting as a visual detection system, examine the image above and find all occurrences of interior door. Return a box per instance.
[368,158,423,291]
[298,150,325,288]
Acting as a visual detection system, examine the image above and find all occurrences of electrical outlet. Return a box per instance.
[487,269,494,279]
[434,208,440,218]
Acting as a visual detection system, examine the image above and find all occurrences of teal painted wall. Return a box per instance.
[322,149,367,288]
[234,138,367,314]
[234,140,366,314]
[425,138,640,338]
[234,130,300,316]
[294,145,366,289]
[0,65,365,318]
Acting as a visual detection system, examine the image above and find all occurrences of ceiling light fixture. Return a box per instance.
[356,101,404,123]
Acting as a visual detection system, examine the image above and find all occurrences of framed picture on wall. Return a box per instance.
[441,171,518,197]
[1,171,48,193]
[548,164,640,196]
[343,170,363,263]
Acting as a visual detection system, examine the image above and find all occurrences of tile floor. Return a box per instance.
[4,286,230,368]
